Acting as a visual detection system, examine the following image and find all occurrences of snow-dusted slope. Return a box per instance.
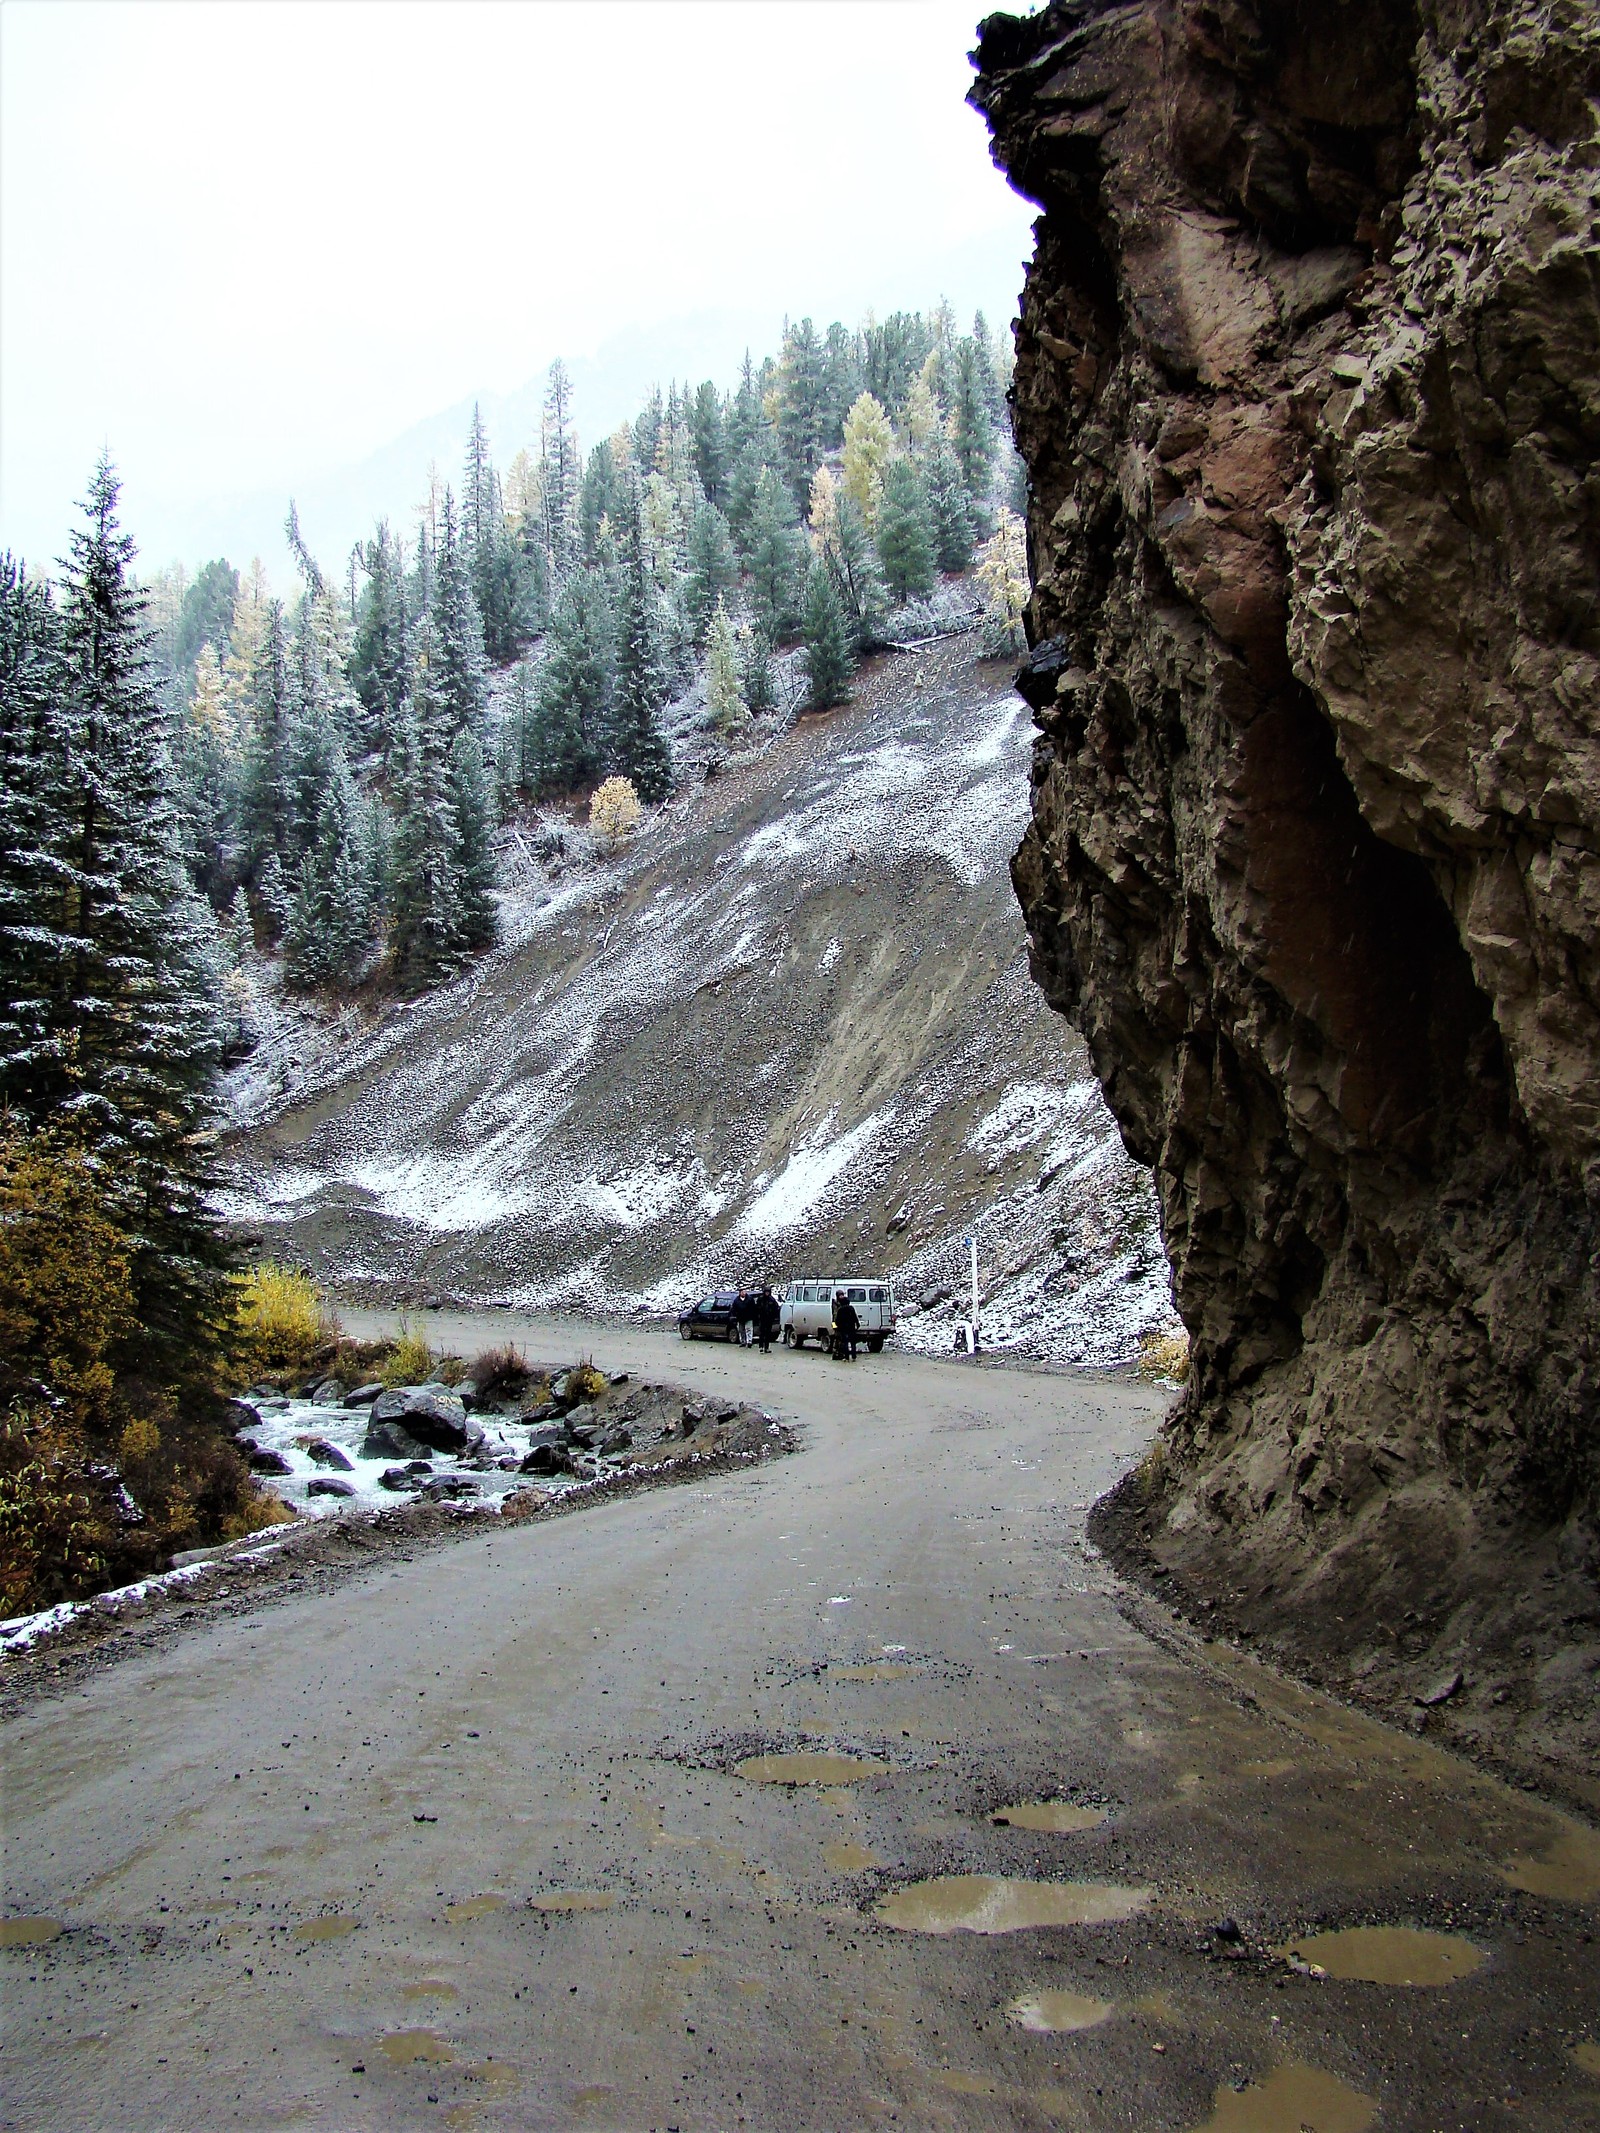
[217,640,1176,1365]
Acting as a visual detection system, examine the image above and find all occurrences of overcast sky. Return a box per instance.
[0,0,1037,578]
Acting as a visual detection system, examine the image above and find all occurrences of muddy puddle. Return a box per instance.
[1275,1925,1485,1985]
[528,1891,614,1913]
[875,1876,1152,1935]
[1498,1823,1600,1901]
[0,1917,63,1947]
[400,1980,460,2001]
[379,2030,455,2066]
[1195,2062,1375,2132]
[444,1896,508,1923]
[294,1915,356,1941]
[991,1800,1106,1833]
[1572,2042,1600,2077]
[823,1838,881,1873]
[1006,1987,1113,2033]
[735,1752,888,1785]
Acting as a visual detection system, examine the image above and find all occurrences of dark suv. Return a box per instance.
[678,1290,742,1341]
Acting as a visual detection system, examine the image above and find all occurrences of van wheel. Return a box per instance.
[868,1336,884,1353]
[784,1328,798,1348]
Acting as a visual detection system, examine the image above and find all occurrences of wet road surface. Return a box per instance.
[3,1313,1598,2131]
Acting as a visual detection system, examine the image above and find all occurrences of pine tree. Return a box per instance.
[875,457,938,602]
[977,507,1030,654]
[861,310,933,418]
[801,559,853,711]
[170,558,240,677]
[746,468,804,643]
[286,760,372,986]
[821,322,861,446]
[684,500,738,645]
[580,437,620,561]
[705,597,745,733]
[607,486,673,803]
[170,643,236,903]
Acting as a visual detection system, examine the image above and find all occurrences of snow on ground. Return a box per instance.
[215,640,1176,1368]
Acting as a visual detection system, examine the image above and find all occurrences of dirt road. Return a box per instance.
[4,1314,1598,2131]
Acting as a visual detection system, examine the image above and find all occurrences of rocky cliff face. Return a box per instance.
[974,0,1600,1794]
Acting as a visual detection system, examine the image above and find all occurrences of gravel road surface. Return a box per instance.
[3,1312,1597,2130]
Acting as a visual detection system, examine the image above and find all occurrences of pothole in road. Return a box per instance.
[1572,2042,1600,2078]
[1005,1987,1114,2033]
[1194,2062,1375,2132]
[379,2030,455,2066]
[875,1876,1152,1934]
[830,1662,919,1682]
[991,1801,1107,1833]
[0,1917,63,1947]
[823,1838,881,1873]
[444,1896,508,1923]
[1273,1925,1485,1984]
[1498,1823,1600,1901]
[400,1980,460,2000]
[736,1752,889,1785]
[527,1891,615,1913]
[294,1915,356,1941]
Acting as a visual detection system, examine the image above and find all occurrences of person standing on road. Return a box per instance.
[739,1290,757,1346]
[832,1289,859,1362]
[757,1286,780,1353]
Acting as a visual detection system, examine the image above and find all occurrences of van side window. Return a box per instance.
[869,1287,886,1302]
[848,1286,866,1302]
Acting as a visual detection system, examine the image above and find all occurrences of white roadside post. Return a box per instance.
[967,1234,981,1353]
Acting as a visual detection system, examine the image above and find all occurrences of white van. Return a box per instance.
[780,1277,898,1353]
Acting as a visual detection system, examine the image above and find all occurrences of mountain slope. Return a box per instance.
[217,641,1174,1364]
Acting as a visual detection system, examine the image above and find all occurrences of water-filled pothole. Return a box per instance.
[1006,1988,1113,2033]
[736,1752,888,1785]
[379,2030,454,2066]
[1499,1824,1600,1901]
[823,1838,881,1873]
[1194,2062,1375,2132]
[991,1801,1106,1833]
[1274,1926,1485,1985]
[295,1914,356,1941]
[444,1896,507,1923]
[400,1980,460,2001]
[875,1876,1152,1935]
[528,1890,614,1912]
[0,1917,63,1948]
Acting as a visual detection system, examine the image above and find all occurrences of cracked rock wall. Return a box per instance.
[973,0,1599,1737]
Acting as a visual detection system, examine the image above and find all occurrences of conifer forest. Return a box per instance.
[0,303,1022,1608]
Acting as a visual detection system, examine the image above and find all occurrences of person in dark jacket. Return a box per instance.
[832,1290,859,1361]
[757,1286,780,1353]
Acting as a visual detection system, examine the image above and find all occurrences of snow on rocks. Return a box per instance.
[214,640,1174,1368]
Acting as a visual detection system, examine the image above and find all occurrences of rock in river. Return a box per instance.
[304,1439,354,1472]
[363,1386,480,1458]
[307,1477,356,1499]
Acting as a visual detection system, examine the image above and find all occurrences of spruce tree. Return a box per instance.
[536,567,615,791]
[350,524,411,752]
[690,381,727,504]
[580,438,620,561]
[739,622,776,717]
[430,493,488,738]
[801,559,853,711]
[705,597,745,732]
[388,629,463,989]
[0,554,72,1099]
[777,317,828,504]
[824,494,889,654]
[607,487,673,803]
[448,726,498,951]
[684,500,738,645]
[950,336,996,508]
[875,458,938,602]
[237,600,290,877]
[746,468,804,643]
[48,459,230,1362]
[927,440,976,572]
[541,360,581,582]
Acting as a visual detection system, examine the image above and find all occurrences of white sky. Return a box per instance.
[0,0,1037,576]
